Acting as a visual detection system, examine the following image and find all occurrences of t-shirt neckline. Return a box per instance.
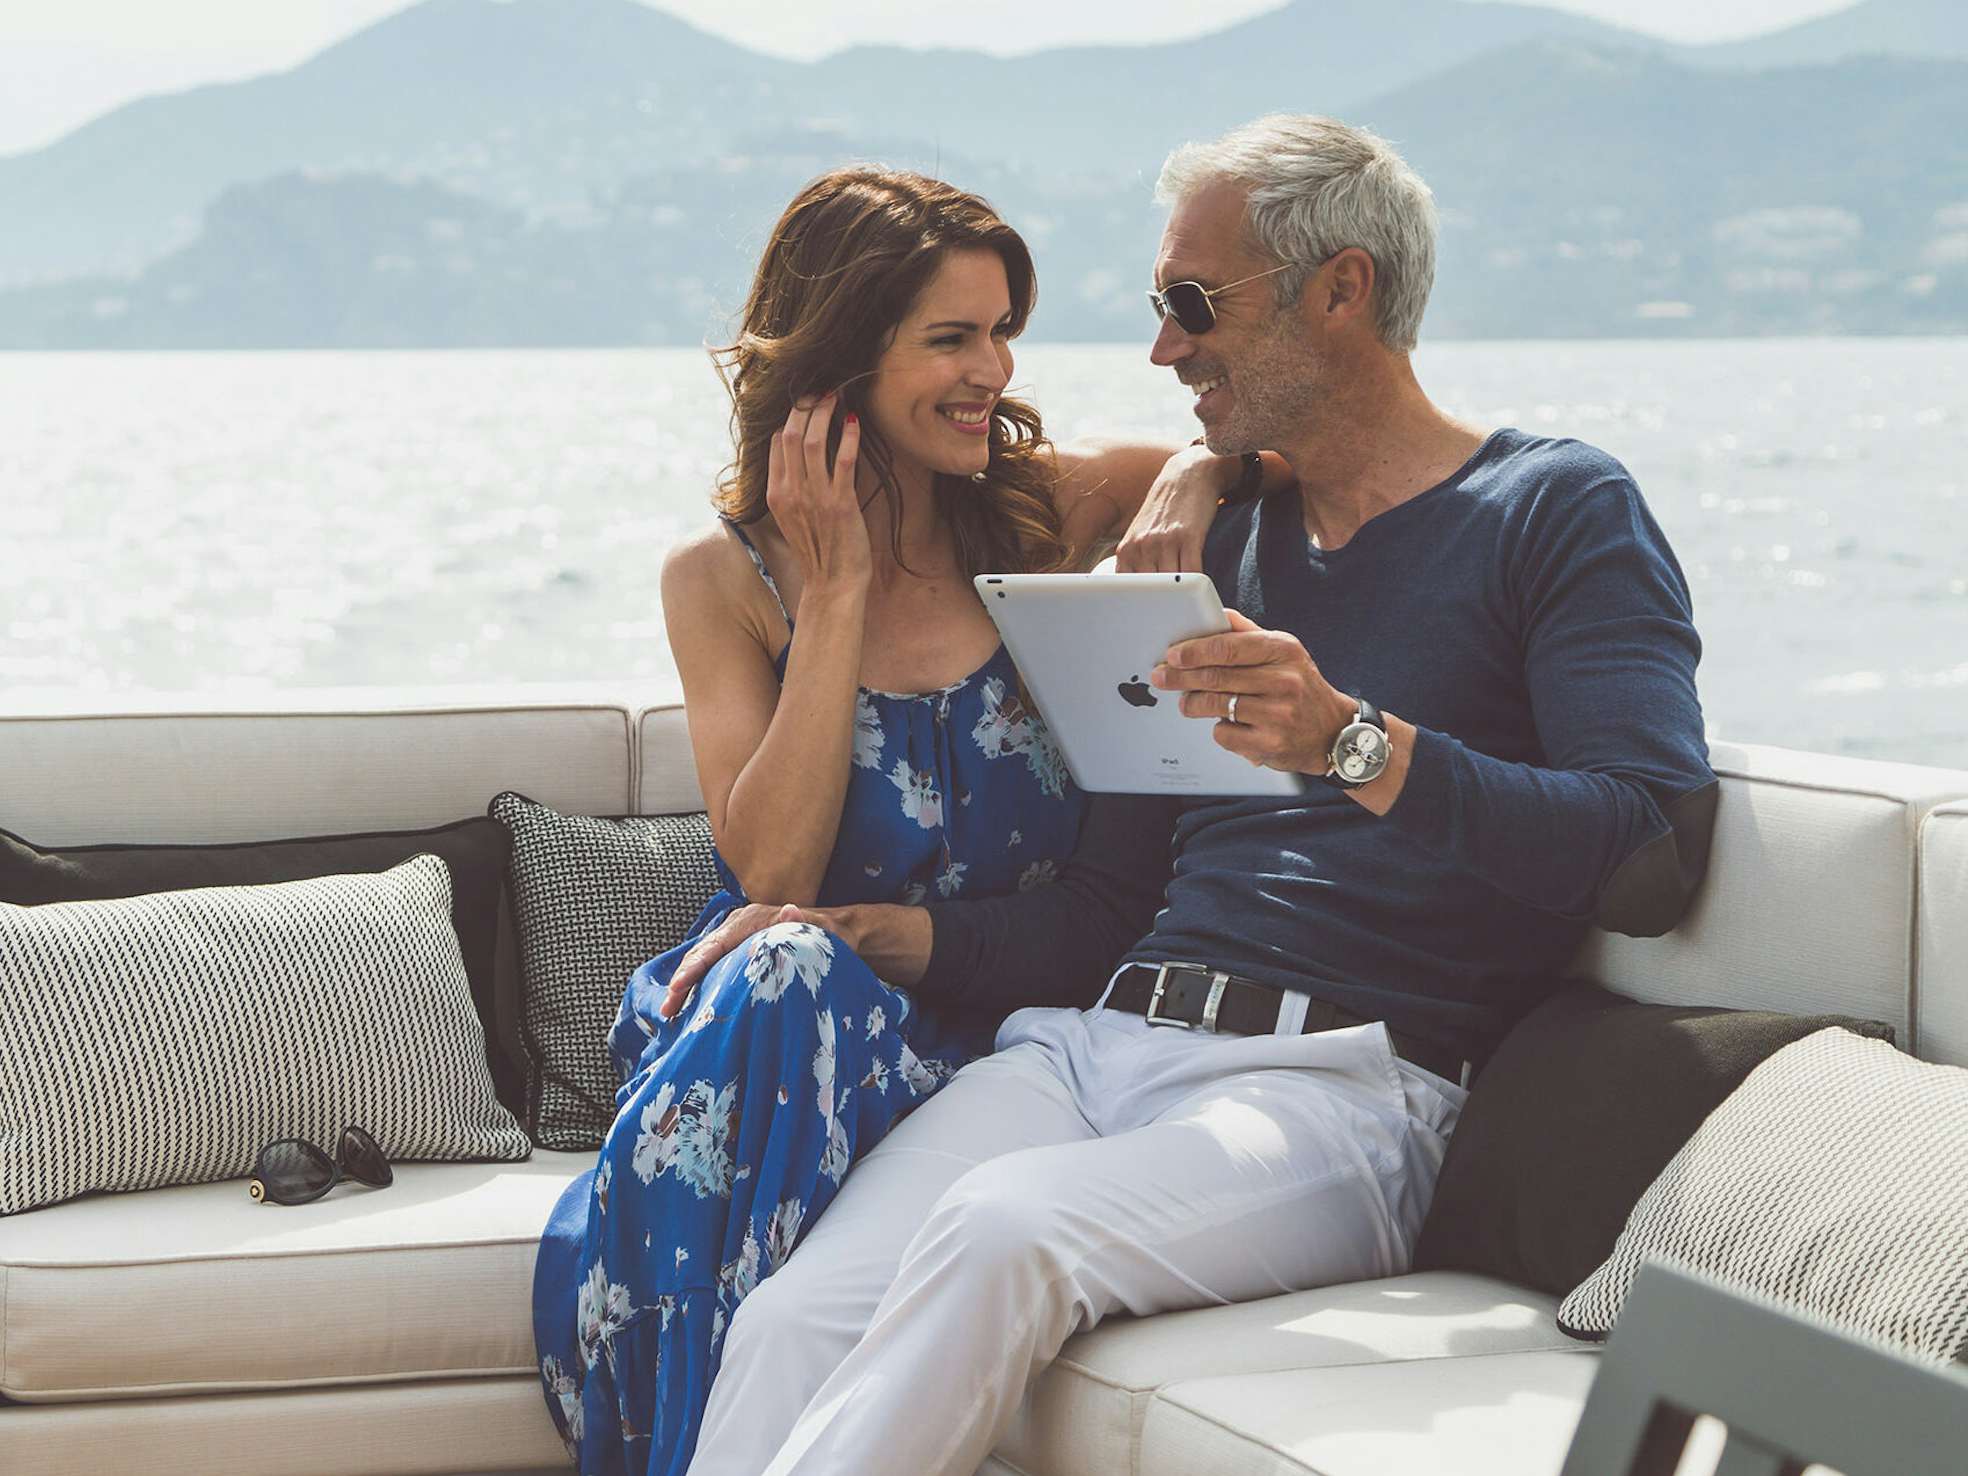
[1287,427,1513,564]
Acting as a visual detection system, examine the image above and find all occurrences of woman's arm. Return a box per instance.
[663,396,872,907]
[656,792,1181,1020]
[1050,439,1292,571]
[1116,446,1293,573]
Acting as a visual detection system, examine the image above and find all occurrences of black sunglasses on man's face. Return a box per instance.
[1147,261,1298,335]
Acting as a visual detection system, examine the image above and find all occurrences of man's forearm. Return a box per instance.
[806,795,1180,1013]
[810,903,933,986]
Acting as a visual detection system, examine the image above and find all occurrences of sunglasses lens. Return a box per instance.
[257,1139,336,1204]
[340,1126,393,1188]
[1163,283,1216,335]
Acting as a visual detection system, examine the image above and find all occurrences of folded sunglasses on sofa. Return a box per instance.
[248,1125,393,1206]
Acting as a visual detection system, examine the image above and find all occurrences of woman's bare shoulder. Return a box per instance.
[662,517,785,648]
[663,518,755,590]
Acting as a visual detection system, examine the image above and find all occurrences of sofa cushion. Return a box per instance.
[1572,740,1968,1034]
[0,815,526,1116]
[0,1376,573,1476]
[0,1150,591,1401]
[1412,984,1894,1296]
[995,1272,1577,1476]
[1558,1028,1968,1361]
[1135,1350,1602,1476]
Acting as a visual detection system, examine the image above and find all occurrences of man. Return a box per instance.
[675,114,1716,1475]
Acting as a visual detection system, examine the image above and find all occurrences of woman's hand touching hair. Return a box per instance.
[766,390,872,595]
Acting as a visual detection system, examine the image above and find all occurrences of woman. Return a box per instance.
[532,167,1260,1476]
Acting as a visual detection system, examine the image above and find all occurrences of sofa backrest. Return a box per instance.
[637,703,703,813]
[1572,741,1968,1067]
[0,691,637,844]
[4,696,1964,1064]
[1918,802,1968,1069]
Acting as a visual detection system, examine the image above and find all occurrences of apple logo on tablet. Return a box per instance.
[1117,676,1157,709]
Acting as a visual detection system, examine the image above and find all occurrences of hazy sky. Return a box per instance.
[0,0,1860,157]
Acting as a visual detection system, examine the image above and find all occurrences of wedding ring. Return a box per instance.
[1227,694,1240,724]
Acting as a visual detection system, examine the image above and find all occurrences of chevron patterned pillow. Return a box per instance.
[0,854,530,1216]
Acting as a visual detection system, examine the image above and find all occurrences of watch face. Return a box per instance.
[1336,724,1386,782]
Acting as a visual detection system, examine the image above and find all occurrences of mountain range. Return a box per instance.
[1,0,1963,346]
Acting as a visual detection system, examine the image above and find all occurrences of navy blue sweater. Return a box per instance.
[922,429,1717,1064]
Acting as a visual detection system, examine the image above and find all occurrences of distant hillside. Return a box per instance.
[0,0,1963,344]
[0,139,1163,348]
[0,0,1659,289]
[797,0,1654,181]
[0,0,791,287]
[1692,0,1968,69]
[5,38,1962,348]
[1362,44,1968,335]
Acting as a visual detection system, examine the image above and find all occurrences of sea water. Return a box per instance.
[0,340,1962,766]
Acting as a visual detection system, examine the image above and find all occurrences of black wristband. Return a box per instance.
[1223,452,1264,504]
[1191,438,1264,505]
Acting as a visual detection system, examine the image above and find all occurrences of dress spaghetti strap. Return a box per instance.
[720,516,794,632]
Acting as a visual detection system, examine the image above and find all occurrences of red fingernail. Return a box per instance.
[845,413,858,426]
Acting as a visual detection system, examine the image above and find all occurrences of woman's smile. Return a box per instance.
[937,401,994,435]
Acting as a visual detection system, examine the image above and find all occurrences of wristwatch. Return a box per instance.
[1190,437,1264,505]
[1324,698,1391,789]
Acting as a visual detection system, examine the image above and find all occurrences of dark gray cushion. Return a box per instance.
[1413,983,1895,1296]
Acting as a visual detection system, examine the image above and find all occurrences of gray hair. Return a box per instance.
[1155,115,1438,353]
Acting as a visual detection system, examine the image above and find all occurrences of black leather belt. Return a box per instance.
[1108,961,1469,1085]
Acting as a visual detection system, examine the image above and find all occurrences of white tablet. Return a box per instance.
[976,572,1308,798]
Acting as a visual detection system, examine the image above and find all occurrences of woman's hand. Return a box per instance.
[1114,444,1238,573]
[658,901,812,1019]
[766,391,871,595]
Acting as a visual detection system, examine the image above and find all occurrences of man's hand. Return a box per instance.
[1152,609,1356,776]
[658,901,809,1020]
[1114,445,1236,572]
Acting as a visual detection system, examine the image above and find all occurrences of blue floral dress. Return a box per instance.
[531,521,1087,1476]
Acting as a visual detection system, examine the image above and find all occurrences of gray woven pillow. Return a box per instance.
[0,855,530,1216]
[1558,1028,1968,1363]
[490,793,718,1150]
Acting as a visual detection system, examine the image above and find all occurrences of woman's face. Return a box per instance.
[863,248,1016,482]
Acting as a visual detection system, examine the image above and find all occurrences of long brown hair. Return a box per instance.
[711,167,1073,576]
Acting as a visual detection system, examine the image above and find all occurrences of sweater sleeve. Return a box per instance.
[915,793,1180,1011]
[1383,473,1717,935]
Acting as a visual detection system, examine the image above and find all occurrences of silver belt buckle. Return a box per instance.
[1144,963,1229,1033]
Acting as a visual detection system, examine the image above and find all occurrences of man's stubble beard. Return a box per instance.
[1215,312,1327,458]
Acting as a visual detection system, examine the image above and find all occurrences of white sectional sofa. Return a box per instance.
[2,689,1964,1476]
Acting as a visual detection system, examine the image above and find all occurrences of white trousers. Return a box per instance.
[684,997,1468,1476]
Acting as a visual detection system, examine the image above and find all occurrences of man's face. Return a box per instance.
[1148,179,1326,456]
